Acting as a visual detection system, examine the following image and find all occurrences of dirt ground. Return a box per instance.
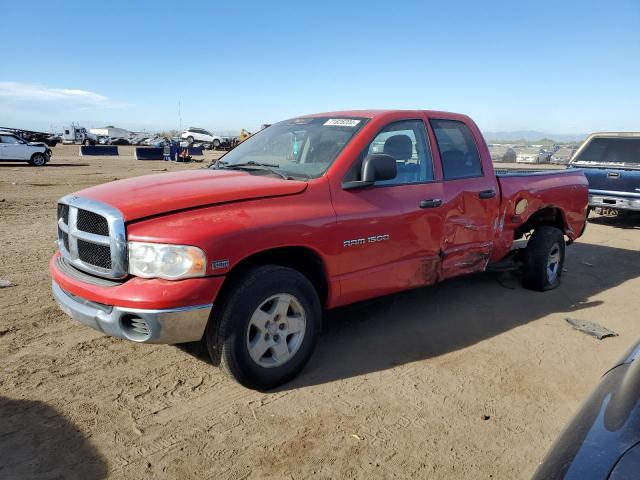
[1,144,639,479]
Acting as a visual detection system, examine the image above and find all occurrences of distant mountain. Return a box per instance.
[483,130,586,143]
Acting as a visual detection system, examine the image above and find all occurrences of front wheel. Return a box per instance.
[83,139,92,146]
[186,136,194,145]
[212,139,221,149]
[29,153,47,166]
[522,226,565,291]
[205,266,321,390]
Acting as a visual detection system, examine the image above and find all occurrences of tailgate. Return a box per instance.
[573,166,640,196]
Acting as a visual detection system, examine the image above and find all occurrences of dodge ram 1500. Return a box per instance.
[50,110,588,389]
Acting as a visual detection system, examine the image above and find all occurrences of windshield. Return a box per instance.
[573,137,640,165]
[213,116,367,178]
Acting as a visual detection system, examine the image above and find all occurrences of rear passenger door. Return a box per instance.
[429,118,500,279]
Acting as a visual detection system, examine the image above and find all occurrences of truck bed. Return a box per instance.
[490,167,589,261]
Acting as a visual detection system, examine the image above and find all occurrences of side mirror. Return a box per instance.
[342,154,397,190]
[362,153,397,182]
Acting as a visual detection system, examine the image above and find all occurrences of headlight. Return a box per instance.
[128,242,206,280]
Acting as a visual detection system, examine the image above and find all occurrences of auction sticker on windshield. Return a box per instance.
[324,119,361,127]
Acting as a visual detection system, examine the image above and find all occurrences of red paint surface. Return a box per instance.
[55,110,588,310]
[50,254,224,309]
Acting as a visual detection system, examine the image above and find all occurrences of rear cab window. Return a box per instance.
[430,119,482,180]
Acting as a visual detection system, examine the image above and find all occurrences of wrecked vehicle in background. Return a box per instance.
[50,110,588,389]
[569,133,640,213]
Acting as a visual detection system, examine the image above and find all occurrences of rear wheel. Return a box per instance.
[29,153,47,166]
[205,265,321,390]
[212,139,221,149]
[186,136,194,145]
[83,139,92,146]
[522,226,565,291]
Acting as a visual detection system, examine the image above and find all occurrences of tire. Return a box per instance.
[212,139,221,149]
[29,153,47,167]
[522,226,565,291]
[205,265,322,390]
[83,139,92,146]
[186,136,194,145]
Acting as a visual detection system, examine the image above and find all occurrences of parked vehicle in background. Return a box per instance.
[144,136,167,147]
[61,125,98,146]
[134,137,149,145]
[0,127,60,147]
[97,135,110,145]
[516,147,552,164]
[550,145,577,165]
[50,110,588,389]
[181,127,222,148]
[569,133,640,213]
[109,138,130,146]
[533,337,640,480]
[0,131,52,166]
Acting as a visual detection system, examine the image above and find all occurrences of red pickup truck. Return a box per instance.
[51,110,588,389]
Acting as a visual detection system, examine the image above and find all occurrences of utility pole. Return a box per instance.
[178,100,182,130]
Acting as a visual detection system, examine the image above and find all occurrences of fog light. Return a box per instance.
[121,315,152,341]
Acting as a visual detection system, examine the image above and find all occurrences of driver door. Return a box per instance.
[331,119,445,305]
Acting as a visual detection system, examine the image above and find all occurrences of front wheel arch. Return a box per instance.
[218,246,330,308]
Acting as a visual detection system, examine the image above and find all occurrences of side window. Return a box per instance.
[430,119,482,180]
[356,120,433,186]
[0,135,19,144]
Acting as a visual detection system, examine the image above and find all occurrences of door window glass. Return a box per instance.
[354,120,434,185]
[0,135,20,144]
[431,119,482,180]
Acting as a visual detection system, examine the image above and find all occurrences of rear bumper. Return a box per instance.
[589,191,640,211]
[52,281,212,344]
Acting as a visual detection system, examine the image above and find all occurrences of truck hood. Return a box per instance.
[78,169,308,221]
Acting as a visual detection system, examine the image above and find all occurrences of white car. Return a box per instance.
[0,131,52,166]
[181,127,222,147]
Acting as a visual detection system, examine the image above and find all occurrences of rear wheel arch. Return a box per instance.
[515,206,568,239]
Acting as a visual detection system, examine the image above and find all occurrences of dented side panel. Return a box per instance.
[491,171,589,262]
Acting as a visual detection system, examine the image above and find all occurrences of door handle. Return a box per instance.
[479,189,496,199]
[419,198,442,209]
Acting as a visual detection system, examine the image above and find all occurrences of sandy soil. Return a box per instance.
[1,145,639,479]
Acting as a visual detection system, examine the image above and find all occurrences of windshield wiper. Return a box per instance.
[216,160,289,179]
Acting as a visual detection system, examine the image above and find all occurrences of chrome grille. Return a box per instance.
[58,204,69,224]
[77,209,109,236]
[57,195,127,279]
[77,239,112,269]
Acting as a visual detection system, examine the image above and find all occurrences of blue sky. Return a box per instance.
[1,0,639,136]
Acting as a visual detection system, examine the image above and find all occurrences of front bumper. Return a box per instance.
[589,192,640,211]
[52,281,212,344]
